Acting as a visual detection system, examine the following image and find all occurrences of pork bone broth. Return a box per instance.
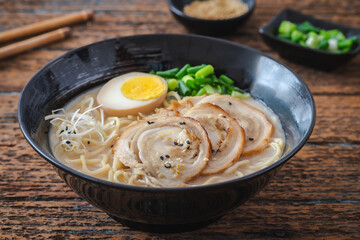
[47,83,285,187]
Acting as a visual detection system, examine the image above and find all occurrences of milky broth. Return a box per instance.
[48,86,285,187]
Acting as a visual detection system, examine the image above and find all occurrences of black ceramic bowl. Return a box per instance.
[167,0,256,35]
[259,8,360,71]
[18,34,315,233]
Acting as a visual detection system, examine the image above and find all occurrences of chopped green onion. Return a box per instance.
[278,33,291,41]
[338,39,354,49]
[150,64,248,98]
[340,47,351,53]
[277,20,358,53]
[219,74,234,85]
[175,64,191,79]
[219,85,226,94]
[196,87,207,96]
[203,85,216,95]
[195,65,214,79]
[214,85,223,94]
[156,68,179,78]
[305,32,319,48]
[328,39,338,51]
[335,31,346,41]
[166,79,178,91]
[231,91,250,99]
[182,75,194,83]
[296,21,320,34]
[191,90,197,96]
[187,64,206,74]
[209,74,219,83]
[278,21,296,34]
[299,40,306,47]
[317,39,329,50]
[182,75,197,89]
[194,77,211,86]
[323,29,346,41]
[291,30,305,43]
[319,30,329,40]
[185,79,196,89]
[232,86,245,94]
[179,81,190,96]
[308,31,318,38]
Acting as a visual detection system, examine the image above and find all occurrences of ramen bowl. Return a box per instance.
[167,0,256,35]
[18,34,315,233]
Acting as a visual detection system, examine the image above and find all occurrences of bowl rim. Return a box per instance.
[167,0,256,23]
[258,8,360,56]
[18,33,316,192]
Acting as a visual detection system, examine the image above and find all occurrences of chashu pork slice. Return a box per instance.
[184,103,245,174]
[195,94,273,155]
[169,95,206,112]
[113,116,211,185]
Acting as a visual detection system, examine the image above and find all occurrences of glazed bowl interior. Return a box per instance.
[18,34,315,232]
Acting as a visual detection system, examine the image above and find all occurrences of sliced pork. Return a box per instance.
[183,103,245,174]
[193,94,274,155]
[113,116,211,185]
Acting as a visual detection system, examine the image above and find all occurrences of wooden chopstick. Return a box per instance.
[0,27,71,60]
[0,10,93,44]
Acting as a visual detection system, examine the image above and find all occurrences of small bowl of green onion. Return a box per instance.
[259,8,360,70]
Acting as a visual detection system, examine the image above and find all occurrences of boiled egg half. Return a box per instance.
[97,72,168,117]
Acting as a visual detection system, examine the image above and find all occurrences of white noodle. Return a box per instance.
[47,88,285,187]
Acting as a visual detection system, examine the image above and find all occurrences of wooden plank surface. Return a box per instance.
[1,0,359,239]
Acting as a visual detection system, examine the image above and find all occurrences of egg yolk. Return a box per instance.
[121,76,167,101]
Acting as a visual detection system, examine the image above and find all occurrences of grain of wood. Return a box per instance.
[1,0,359,239]
[1,145,359,239]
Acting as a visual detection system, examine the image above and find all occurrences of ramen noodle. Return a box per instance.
[46,85,285,187]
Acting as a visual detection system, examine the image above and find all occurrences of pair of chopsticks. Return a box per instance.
[0,10,94,60]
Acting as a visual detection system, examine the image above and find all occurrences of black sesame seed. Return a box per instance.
[179,144,183,147]
[228,101,232,105]
[165,154,170,158]
[66,140,71,144]
[174,142,178,145]
[187,146,190,150]
[180,122,186,125]
[160,156,164,160]
[147,121,154,125]
[186,140,190,144]
[60,130,64,134]
[249,137,254,141]
[87,141,90,144]
[222,115,226,118]
[65,127,68,130]
[211,149,215,153]
[164,162,171,168]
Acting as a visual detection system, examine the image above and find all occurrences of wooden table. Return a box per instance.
[1,0,359,239]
